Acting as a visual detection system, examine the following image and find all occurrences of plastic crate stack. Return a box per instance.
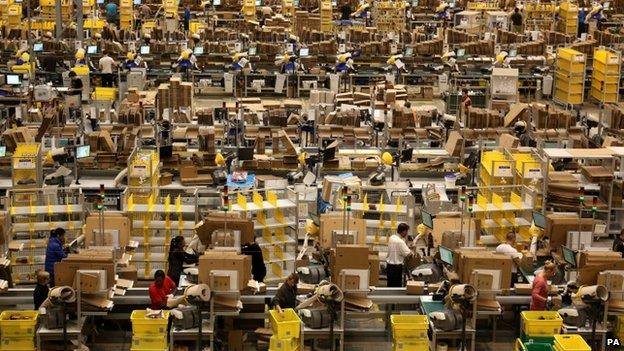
[269,309,301,351]
[591,48,621,103]
[556,2,578,35]
[555,48,586,105]
[521,311,563,344]
[320,0,332,32]
[0,311,39,351]
[130,310,170,351]
[616,315,624,341]
[119,0,133,30]
[390,315,429,351]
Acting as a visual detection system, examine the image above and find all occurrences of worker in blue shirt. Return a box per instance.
[45,228,67,287]
[105,0,118,26]
[184,5,191,33]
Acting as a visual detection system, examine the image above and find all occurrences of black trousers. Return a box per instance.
[102,73,114,87]
[386,263,404,287]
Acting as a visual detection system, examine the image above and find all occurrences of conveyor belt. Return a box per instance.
[0,287,531,307]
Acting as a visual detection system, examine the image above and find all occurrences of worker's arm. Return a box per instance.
[399,239,412,259]
[182,251,199,264]
[148,286,167,309]
[51,240,68,261]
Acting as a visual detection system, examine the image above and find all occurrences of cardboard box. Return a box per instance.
[196,216,254,246]
[77,270,105,293]
[117,265,138,281]
[319,213,366,248]
[514,283,532,295]
[54,254,116,288]
[228,330,244,351]
[84,212,130,247]
[456,250,513,290]
[545,214,594,254]
[406,280,425,295]
[198,251,251,291]
[369,254,380,286]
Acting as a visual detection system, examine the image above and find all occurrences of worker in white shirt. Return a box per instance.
[386,223,413,287]
[496,231,523,286]
[98,51,117,87]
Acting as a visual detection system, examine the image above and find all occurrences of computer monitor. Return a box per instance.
[456,48,465,57]
[299,47,309,57]
[97,0,104,3]
[248,47,257,56]
[159,144,173,159]
[532,211,546,229]
[194,46,204,56]
[439,246,454,266]
[87,45,97,54]
[6,74,21,86]
[421,209,434,229]
[33,43,44,52]
[255,0,261,5]
[75,145,90,159]
[140,45,150,55]
[133,0,141,4]
[508,48,517,57]
[404,47,413,57]
[561,245,577,268]
[0,146,6,157]
[213,0,221,5]
[401,148,414,162]
[237,147,254,161]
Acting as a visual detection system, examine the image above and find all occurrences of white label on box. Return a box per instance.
[526,168,541,179]
[608,56,619,65]
[575,55,585,63]
[132,165,148,177]
[14,159,35,169]
[495,165,512,177]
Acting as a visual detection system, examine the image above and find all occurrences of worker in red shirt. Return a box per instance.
[149,270,177,310]
[530,261,556,310]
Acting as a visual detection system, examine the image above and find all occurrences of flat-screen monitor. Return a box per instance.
[133,0,141,4]
[508,48,517,57]
[194,46,204,55]
[213,0,221,5]
[237,147,254,161]
[248,47,257,56]
[299,47,309,57]
[75,145,90,159]
[404,47,413,57]
[33,43,44,52]
[255,0,261,5]
[6,74,21,86]
[87,45,97,54]
[439,246,454,266]
[0,146,6,157]
[561,245,577,268]
[159,145,173,159]
[140,45,150,55]
[401,148,414,162]
[532,211,546,229]
[421,209,433,229]
[456,48,465,57]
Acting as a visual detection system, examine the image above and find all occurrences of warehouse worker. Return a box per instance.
[271,272,299,311]
[530,261,556,310]
[45,228,68,287]
[613,229,624,257]
[496,232,522,285]
[149,270,177,309]
[34,271,50,309]
[386,223,413,287]
[510,7,523,33]
[514,120,536,147]
[167,236,199,286]
[99,51,117,87]
[242,238,266,283]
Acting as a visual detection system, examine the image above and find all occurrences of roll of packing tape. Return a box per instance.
[437,342,448,351]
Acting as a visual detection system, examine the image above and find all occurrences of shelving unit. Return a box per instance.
[557,2,578,35]
[554,48,586,105]
[124,189,199,279]
[127,149,160,204]
[242,0,256,20]
[119,0,133,30]
[348,187,412,260]
[12,143,43,190]
[320,0,332,32]
[490,67,519,108]
[6,188,85,284]
[476,150,541,243]
[39,0,72,22]
[591,48,621,103]
[524,3,555,30]
[372,1,406,33]
[230,188,299,284]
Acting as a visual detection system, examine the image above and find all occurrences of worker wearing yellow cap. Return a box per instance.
[124,52,138,70]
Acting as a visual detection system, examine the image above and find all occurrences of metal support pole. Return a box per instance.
[76,0,84,42]
[55,0,63,39]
